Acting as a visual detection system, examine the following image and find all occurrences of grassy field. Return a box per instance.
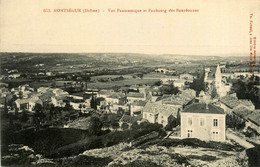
[29,81,53,88]
[91,75,133,80]
[87,78,160,89]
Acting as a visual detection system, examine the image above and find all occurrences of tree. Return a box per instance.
[96,97,105,105]
[4,98,8,115]
[65,102,73,111]
[190,71,205,96]
[112,122,120,130]
[159,82,179,95]
[88,116,103,136]
[139,121,150,129]
[14,107,19,117]
[153,80,162,86]
[130,122,140,130]
[34,103,43,113]
[50,103,55,111]
[90,95,97,110]
[165,118,178,131]
[21,110,29,122]
[176,110,181,126]
[34,103,46,126]
[79,104,83,111]
[107,114,117,123]
[226,114,245,130]
[231,79,260,109]
[121,122,129,130]
[255,76,260,85]
[211,84,218,99]
[20,73,27,78]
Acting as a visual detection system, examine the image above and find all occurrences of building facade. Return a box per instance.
[181,103,226,141]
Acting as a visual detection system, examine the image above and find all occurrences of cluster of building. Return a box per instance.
[1,64,259,143]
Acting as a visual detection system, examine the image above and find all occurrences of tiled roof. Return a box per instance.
[127,92,145,98]
[248,112,260,126]
[162,98,182,105]
[120,114,142,124]
[143,101,179,117]
[183,103,225,114]
[220,96,255,110]
[39,92,55,101]
[53,88,68,95]
[29,92,41,97]
[180,89,196,98]
[37,87,51,93]
[232,106,253,119]
[108,92,125,99]
[239,100,254,108]
[98,89,114,95]
[220,95,240,109]
[15,98,30,104]
[15,98,43,105]
[132,100,147,106]
[160,89,195,106]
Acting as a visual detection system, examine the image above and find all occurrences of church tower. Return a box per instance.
[214,64,226,97]
[215,64,222,87]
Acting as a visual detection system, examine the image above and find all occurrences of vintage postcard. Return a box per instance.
[0,0,260,166]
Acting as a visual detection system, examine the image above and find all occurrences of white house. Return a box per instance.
[51,96,66,107]
[181,103,226,141]
[130,100,147,116]
[14,97,43,112]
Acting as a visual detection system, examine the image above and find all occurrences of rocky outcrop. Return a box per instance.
[204,151,248,167]
[81,142,130,159]
[1,144,56,166]
[107,145,189,167]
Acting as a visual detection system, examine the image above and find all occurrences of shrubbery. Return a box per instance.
[140,138,244,152]
[226,114,245,130]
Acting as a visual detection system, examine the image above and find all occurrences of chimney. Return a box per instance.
[206,102,209,110]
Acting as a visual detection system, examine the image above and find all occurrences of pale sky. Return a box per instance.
[0,0,259,56]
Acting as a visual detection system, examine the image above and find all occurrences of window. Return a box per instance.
[187,130,193,138]
[213,119,218,127]
[200,118,205,126]
[212,131,219,141]
[188,117,192,126]
[161,116,163,119]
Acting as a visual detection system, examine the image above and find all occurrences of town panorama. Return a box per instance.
[0,53,259,166]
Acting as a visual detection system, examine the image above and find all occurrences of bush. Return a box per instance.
[226,114,246,130]
[130,122,140,130]
[112,122,120,130]
[89,116,103,136]
[121,123,129,130]
[246,144,260,167]
[141,138,244,151]
[54,136,103,158]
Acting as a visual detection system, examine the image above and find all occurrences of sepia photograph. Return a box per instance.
[0,0,260,166]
